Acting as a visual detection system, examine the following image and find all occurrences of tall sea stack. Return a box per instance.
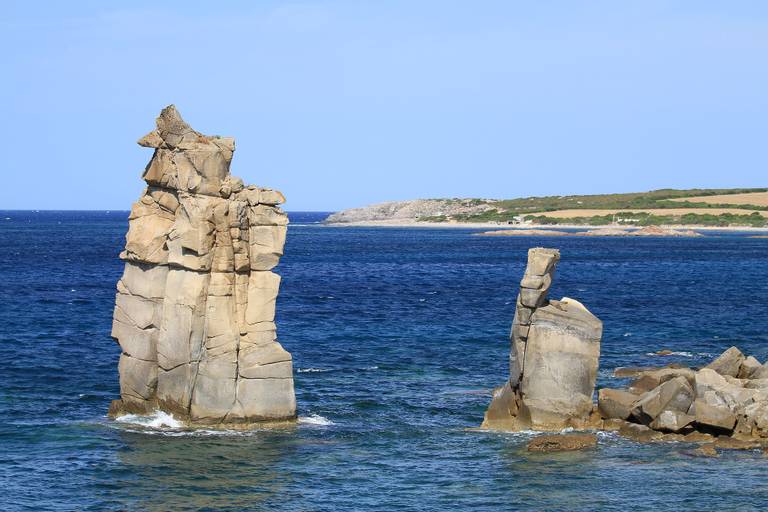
[108,105,296,425]
[483,248,602,431]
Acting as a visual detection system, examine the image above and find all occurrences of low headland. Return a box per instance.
[324,188,768,232]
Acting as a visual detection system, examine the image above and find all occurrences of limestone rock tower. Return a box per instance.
[108,105,296,425]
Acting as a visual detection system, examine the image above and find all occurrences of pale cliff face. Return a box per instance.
[109,105,296,425]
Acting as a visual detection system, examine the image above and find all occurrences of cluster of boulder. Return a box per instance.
[598,347,768,447]
[481,247,768,455]
[108,106,296,426]
[482,248,603,431]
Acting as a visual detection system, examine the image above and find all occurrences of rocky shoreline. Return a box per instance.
[593,346,768,454]
[481,247,768,455]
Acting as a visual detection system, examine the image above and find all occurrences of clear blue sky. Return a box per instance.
[1,1,766,211]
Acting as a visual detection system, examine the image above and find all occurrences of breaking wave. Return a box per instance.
[115,410,183,429]
[298,414,334,426]
[297,366,378,373]
[645,351,694,357]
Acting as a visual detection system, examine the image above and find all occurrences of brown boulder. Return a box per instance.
[613,364,683,378]
[481,381,520,430]
[631,376,694,424]
[634,368,695,388]
[598,388,637,420]
[705,346,745,377]
[649,410,695,433]
[693,400,737,432]
[692,444,719,457]
[617,421,665,443]
[683,431,715,443]
[527,433,597,452]
[751,363,768,380]
[738,356,763,379]
[713,436,759,450]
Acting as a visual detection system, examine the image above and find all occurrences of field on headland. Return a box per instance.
[668,191,768,207]
[325,188,768,228]
[533,208,768,218]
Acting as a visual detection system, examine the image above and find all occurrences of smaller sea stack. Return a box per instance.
[482,248,603,431]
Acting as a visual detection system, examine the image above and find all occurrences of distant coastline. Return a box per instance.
[322,218,768,232]
[323,188,768,230]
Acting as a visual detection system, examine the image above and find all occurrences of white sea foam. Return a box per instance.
[299,414,334,426]
[623,333,632,337]
[645,351,694,357]
[362,366,379,371]
[115,410,183,429]
[297,367,330,373]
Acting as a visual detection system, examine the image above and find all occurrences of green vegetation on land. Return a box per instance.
[489,188,768,215]
[417,188,768,226]
[525,211,768,228]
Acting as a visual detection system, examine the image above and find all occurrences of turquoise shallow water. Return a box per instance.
[1,211,768,511]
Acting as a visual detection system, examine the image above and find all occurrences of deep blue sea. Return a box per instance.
[1,210,768,511]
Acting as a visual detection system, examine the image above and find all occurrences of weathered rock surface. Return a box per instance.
[598,388,640,420]
[108,106,296,426]
[527,433,597,452]
[649,410,694,433]
[630,376,694,425]
[705,346,744,377]
[601,347,768,443]
[692,444,719,457]
[482,248,603,431]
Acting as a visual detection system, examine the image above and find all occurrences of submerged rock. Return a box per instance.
[598,388,637,420]
[482,248,603,431]
[692,444,719,458]
[527,433,598,452]
[108,106,296,426]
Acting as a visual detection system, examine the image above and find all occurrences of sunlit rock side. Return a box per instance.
[108,105,296,426]
[482,248,603,431]
[600,347,768,444]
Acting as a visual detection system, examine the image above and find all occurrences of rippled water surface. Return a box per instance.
[1,211,768,511]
